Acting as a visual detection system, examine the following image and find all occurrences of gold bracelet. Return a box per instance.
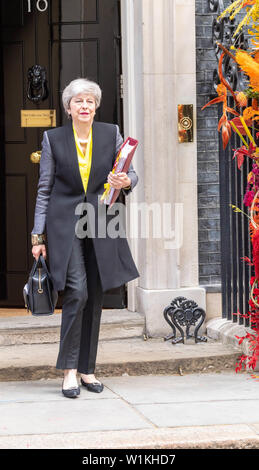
[123,184,131,190]
[31,234,46,246]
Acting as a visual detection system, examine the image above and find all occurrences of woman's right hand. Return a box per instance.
[32,244,47,261]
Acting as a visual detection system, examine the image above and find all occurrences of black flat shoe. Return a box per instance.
[62,382,80,398]
[81,378,104,393]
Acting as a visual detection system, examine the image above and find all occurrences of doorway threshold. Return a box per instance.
[0,309,62,318]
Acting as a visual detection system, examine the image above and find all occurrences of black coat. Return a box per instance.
[44,120,139,292]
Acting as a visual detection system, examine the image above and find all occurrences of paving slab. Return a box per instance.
[135,400,259,428]
[0,399,153,436]
[0,372,259,448]
[102,372,258,404]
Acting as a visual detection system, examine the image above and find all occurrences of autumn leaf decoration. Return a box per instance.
[207,0,259,377]
[235,50,259,95]
[217,0,259,41]
[201,50,239,149]
[233,142,257,169]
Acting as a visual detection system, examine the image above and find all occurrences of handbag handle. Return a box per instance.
[29,256,40,278]
[38,254,51,278]
[29,254,50,277]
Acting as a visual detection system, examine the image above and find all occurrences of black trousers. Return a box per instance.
[56,234,104,374]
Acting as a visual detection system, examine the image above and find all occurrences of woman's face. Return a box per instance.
[68,92,96,126]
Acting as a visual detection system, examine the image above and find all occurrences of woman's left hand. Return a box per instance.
[107,172,131,189]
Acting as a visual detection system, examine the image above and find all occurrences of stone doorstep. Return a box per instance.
[0,336,241,382]
[206,317,250,351]
[0,309,212,347]
[0,309,146,346]
[0,312,242,382]
[206,317,259,372]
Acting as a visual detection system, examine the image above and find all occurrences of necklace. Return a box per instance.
[78,138,88,144]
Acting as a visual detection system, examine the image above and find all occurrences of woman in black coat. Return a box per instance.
[31,78,139,398]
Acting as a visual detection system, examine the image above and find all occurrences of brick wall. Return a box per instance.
[196,0,222,287]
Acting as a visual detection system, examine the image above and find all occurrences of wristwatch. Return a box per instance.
[31,234,46,246]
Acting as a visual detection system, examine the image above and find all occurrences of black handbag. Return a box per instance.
[23,255,58,316]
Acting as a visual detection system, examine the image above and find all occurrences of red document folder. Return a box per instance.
[101,137,138,208]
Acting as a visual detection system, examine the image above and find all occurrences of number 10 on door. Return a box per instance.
[27,0,48,12]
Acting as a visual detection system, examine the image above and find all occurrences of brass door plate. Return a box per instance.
[178,104,193,143]
[21,109,56,127]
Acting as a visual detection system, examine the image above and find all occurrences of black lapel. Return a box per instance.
[64,120,85,193]
[87,120,100,193]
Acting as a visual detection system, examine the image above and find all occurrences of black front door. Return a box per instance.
[0,0,125,308]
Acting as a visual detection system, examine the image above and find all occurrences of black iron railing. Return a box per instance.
[219,100,252,326]
[208,0,251,325]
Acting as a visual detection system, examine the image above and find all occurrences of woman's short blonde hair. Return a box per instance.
[62,78,102,115]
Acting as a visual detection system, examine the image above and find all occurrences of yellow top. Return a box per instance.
[73,123,93,193]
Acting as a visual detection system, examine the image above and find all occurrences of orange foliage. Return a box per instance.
[236,50,259,94]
